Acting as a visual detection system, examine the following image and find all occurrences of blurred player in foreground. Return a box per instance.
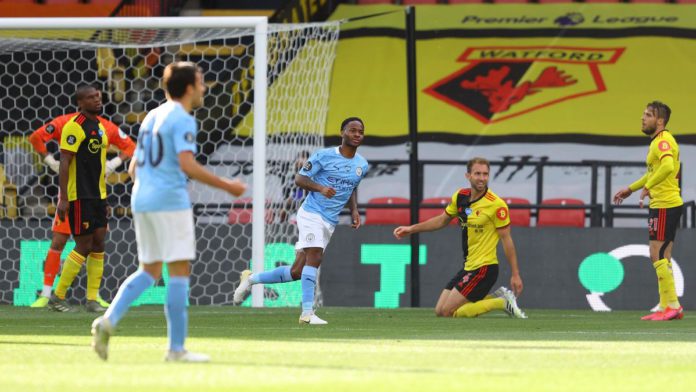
[91,61,246,362]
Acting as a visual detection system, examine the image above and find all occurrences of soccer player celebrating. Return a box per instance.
[91,62,246,362]
[613,101,683,321]
[234,117,368,325]
[44,87,135,312]
[393,157,526,319]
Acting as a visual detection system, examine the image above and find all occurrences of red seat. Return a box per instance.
[502,197,531,227]
[676,0,696,3]
[420,197,458,225]
[448,0,485,3]
[365,197,410,225]
[537,198,585,228]
[402,0,438,4]
[228,198,273,224]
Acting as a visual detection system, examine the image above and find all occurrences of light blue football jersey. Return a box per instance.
[132,101,197,213]
[298,146,369,225]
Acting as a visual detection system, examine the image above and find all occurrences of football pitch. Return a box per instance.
[0,307,694,392]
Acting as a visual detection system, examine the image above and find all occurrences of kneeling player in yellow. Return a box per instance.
[394,157,526,318]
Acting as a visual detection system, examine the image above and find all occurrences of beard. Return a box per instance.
[641,124,656,136]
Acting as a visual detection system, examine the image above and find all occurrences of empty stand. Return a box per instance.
[537,198,585,228]
[420,197,458,225]
[503,197,531,227]
[365,197,410,225]
[228,198,274,224]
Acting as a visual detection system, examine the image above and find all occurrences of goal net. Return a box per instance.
[0,17,340,307]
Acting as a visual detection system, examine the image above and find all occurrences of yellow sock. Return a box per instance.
[453,298,505,318]
[653,258,680,309]
[86,252,105,301]
[665,260,680,309]
[54,251,86,299]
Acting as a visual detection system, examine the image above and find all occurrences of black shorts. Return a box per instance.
[648,206,682,242]
[444,264,499,302]
[68,199,107,236]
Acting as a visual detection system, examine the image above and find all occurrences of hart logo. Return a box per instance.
[555,12,585,27]
[424,46,624,124]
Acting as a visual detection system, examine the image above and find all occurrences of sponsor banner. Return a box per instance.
[321,226,696,311]
[327,5,696,143]
[4,220,694,311]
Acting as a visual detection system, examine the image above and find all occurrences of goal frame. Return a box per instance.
[0,16,269,307]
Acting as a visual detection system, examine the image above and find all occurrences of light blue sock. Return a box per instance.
[165,277,189,353]
[301,266,318,313]
[250,266,293,284]
[104,269,155,327]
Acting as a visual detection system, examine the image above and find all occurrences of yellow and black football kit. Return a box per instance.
[629,130,682,243]
[59,113,109,236]
[442,187,510,301]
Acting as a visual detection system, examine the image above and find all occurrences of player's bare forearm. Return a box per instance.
[179,151,246,196]
[347,189,358,213]
[58,151,73,202]
[128,157,137,181]
[501,234,520,277]
[295,174,324,193]
[397,213,451,237]
[57,151,73,221]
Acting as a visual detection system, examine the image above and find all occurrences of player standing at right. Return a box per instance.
[91,61,246,362]
[614,101,684,321]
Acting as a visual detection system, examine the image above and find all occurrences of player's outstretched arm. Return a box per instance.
[498,225,523,296]
[393,212,452,239]
[178,151,246,197]
[295,174,335,198]
[614,172,648,204]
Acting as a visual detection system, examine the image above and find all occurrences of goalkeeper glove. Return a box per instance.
[105,156,123,175]
[43,154,60,174]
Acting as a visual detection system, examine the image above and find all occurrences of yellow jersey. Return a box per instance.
[445,188,510,271]
[630,130,682,209]
[59,113,108,201]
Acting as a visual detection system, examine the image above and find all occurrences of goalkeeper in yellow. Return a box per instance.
[394,157,526,319]
[614,101,684,321]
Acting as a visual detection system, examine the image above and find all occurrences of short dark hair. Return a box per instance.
[163,61,200,99]
[75,84,98,101]
[340,117,364,131]
[467,157,490,173]
[648,100,671,126]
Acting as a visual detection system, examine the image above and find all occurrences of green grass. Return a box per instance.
[1,307,695,391]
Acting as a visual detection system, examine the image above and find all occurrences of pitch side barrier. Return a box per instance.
[360,159,694,228]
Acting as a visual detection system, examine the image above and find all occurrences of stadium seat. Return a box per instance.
[676,0,696,3]
[537,0,574,3]
[365,197,410,225]
[491,0,528,3]
[629,0,667,2]
[356,0,394,4]
[448,0,485,3]
[228,198,274,224]
[584,0,620,3]
[537,198,585,228]
[503,197,531,227]
[420,197,458,225]
[401,0,438,4]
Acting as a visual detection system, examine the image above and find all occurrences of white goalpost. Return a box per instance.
[0,17,340,308]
